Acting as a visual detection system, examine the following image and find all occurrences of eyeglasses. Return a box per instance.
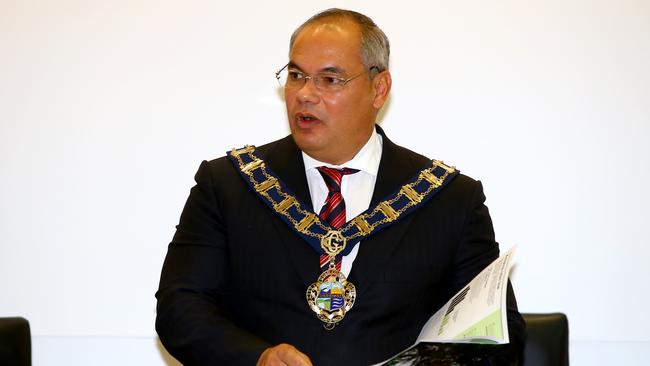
[275,64,378,92]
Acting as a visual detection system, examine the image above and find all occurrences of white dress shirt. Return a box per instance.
[302,129,383,277]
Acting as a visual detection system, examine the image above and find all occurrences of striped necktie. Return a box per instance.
[316,166,359,271]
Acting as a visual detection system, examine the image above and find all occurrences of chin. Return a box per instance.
[291,133,325,157]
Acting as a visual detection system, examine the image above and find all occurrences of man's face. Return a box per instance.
[285,21,388,165]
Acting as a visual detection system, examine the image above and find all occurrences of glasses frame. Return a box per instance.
[275,63,379,92]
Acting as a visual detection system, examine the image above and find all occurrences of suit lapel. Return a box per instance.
[261,136,319,286]
[370,126,420,207]
[350,126,429,293]
[264,135,313,211]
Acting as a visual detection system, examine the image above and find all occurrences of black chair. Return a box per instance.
[522,313,569,366]
[0,317,32,366]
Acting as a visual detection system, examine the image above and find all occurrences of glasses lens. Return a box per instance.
[314,75,347,92]
[275,66,358,92]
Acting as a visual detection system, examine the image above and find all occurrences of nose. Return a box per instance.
[296,76,320,104]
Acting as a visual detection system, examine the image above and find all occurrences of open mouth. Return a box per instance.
[296,112,321,124]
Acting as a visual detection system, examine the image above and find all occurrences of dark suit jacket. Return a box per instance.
[156,127,525,365]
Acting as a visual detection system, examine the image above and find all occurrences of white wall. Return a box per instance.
[1,0,649,364]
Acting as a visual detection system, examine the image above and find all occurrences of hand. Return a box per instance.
[256,343,313,366]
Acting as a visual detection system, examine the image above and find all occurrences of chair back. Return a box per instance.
[0,317,32,366]
[522,313,569,366]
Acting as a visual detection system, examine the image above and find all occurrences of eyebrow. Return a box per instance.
[287,61,345,74]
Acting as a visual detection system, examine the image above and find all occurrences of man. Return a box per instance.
[156,9,525,366]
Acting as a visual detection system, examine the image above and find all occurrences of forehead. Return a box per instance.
[289,20,363,72]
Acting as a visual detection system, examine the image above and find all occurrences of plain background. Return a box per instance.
[1,0,649,364]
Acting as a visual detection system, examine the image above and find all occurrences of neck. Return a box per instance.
[310,126,377,165]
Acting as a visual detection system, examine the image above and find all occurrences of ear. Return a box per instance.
[372,71,392,109]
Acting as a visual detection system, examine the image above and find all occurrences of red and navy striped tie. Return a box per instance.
[317,166,359,271]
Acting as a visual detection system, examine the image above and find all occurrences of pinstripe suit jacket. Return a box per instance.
[156,126,525,365]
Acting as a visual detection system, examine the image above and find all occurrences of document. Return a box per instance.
[375,247,516,365]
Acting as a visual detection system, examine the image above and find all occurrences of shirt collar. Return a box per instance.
[302,127,383,176]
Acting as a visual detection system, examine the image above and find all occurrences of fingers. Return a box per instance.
[256,343,313,366]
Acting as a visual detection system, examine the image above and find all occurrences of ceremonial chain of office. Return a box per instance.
[228,144,459,328]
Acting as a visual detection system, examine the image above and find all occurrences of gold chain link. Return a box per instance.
[230,146,454,242]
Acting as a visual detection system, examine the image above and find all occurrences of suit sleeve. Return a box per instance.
[451,180,526,366]
[155,160,271,365]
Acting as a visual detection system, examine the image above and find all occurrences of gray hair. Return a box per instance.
[289,8,390,72]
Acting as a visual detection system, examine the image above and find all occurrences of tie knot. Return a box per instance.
[316,166,359,192]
